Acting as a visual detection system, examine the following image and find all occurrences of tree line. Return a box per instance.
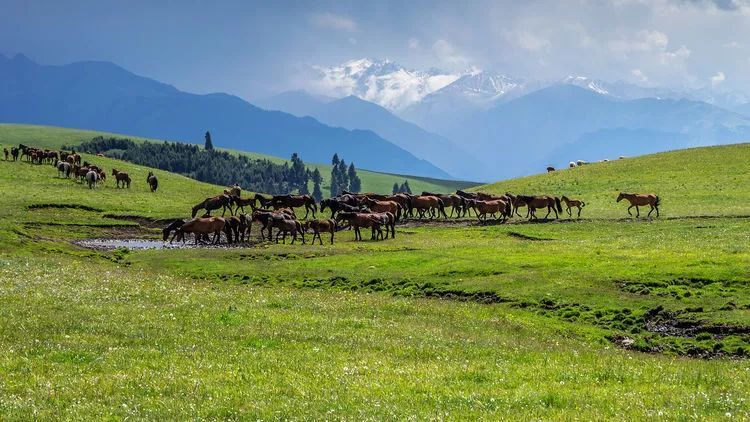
[71,136,313,196]
[70,135,368,200]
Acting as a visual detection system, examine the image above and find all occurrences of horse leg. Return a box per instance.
[627,205,634,216]
[577,207,582,218]
[655,205,659,217]
[635,205,640,218]
[329,230,334,245]
[648,205,654,217]
[544,206,551,219]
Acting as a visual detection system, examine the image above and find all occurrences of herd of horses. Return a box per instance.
[5,143,662,246]
[8,144,159,191]
[165,185,660,246]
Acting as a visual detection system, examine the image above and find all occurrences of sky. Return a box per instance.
[2,0,750,100]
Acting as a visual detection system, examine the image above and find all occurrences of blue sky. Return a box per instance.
[3,0,750,100]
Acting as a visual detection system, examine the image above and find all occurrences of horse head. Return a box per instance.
[616,193,625,202]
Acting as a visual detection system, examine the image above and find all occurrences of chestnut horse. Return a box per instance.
[192,194,233,217]
[176,217,226,245]
[616,192,660,217]
[474,199,511,223]
[409,195,447,219]
[361,197,401,221]
[271,216,305,244]
[561,196,585,218]
[111,168,131,188]
[335,212,384,241]
[517,195,562,220]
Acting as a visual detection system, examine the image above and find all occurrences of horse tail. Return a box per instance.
[395,204,402,222]
[555,197,563,213]
[654,196,660,207]
[504,200,511,217]
[581,201,586,207]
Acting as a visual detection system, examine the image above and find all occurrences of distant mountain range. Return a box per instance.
[300,58,750,178]
[0,53,451,179]
[256,91,479,180]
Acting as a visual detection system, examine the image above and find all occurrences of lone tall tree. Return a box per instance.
[312,168,323,202]
[204,131,214,150]
[348,162,362,193]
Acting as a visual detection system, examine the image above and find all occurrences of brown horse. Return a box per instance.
[422,192,464,218]
[304,219,337,245]
[10,147,18,161]
[272,194,317,219]
[224,184,241,198]
[232,195,258,214]
[147,171,158,192]
[517,195,563,220]
[271,217,305,244]
[335,212,383,241]
[192,194,233,217]
[409,195,447,219]
[176,217,226,245]
[474,199,511,223]
[250,210,295,241]
[361,197,401,221]
[111,168,131,188]
[616,192,660,217]
[561,196,585,218]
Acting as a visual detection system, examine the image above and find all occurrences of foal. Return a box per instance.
[560,196,586,218]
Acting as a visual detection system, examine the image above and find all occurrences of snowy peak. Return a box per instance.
[309,58,461,110]
[434,71,525,103]
[560,76,610,96]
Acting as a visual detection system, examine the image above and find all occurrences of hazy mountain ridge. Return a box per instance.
[0,53,452,179]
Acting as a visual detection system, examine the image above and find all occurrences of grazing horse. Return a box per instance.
[57,161,72,178]
[192,194,233,217]
[272,195,317,219]
[85,170,99,189]
[147,171,158,192]
[223,215,246,244]
[111,169,131,188]
[517,195,562,220]
[163,219,188,243]
[304,219,337,245]
[335,212,384,241]
[176,217,226,245]
[474,199,512,223]
[546,166,555,172]
[616,192,660,218]
[10,147,18,161]
[361,197,401,221]
[561,196,586,218]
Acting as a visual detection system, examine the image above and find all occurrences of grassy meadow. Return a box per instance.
[0,124,477,194]
[0,129,748,419]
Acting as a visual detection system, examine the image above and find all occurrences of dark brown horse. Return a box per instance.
[517,195,563,220]
[192,194,233,217]
[271,217,305,244]
[147,171,158,192]
[250,210,295,241]
[10,147,18,161]
[304,219,337,244]
[617,192,660,217]
[272,194,317,219]
[111,169,131,188]
[232,195,259,214]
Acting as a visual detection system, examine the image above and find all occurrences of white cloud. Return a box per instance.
[631,68,649,82]
[608,30,669,56]
[710,71,726,86]
[724,41,741,48]
[432,39,471,67]
[408,38,420,50]
[516,31,551,51]
[308,12,357,31]
[348,37,357,45]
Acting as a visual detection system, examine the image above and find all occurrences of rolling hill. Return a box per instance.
[0,53,450,179]
[475,142,750,218]
[0,124,477,194]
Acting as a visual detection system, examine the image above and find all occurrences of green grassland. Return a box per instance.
[0,123,478,194]
[0,131,749,418]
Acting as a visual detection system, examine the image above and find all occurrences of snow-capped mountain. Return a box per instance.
[307,58,461,111]
[424,70,527,106]
[560,76,611,96]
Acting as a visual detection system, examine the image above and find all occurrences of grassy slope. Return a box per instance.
[0,138,748,418]
[475,143,750,218]
[0,123,477,194]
